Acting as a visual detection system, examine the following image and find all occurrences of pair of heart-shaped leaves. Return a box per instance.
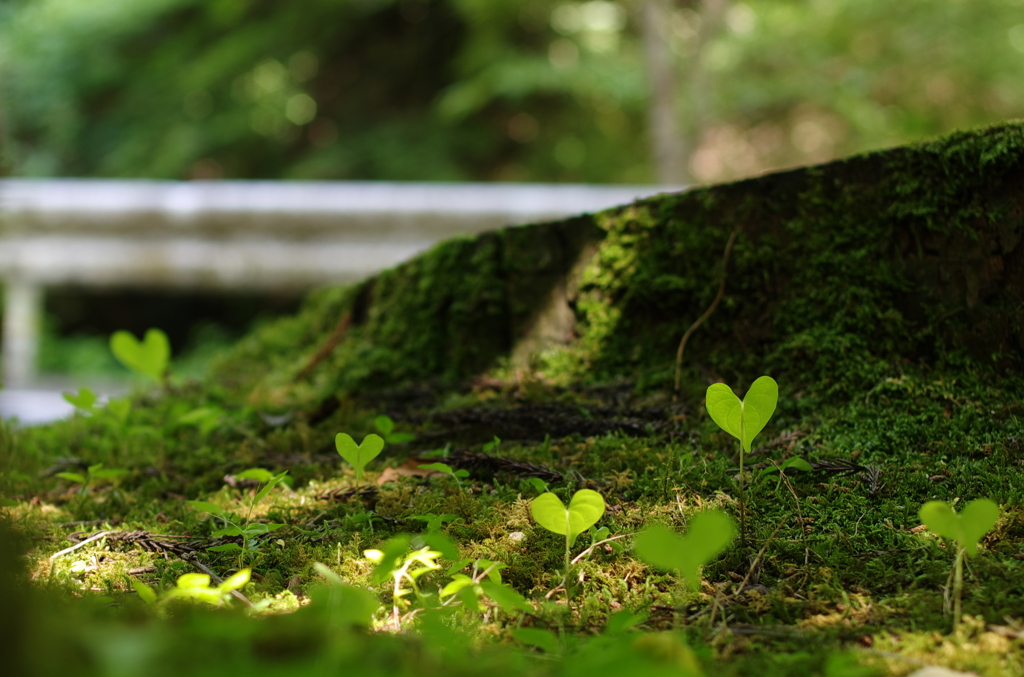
[706,375,778,453]
[336,433,385,484]
[634,510,736,591]
[531,489,606,546]
[919,498,999,557]
[62,387,97,413]
[110,328,170,382]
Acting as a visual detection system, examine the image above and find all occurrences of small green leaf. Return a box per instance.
[176,573,211,589]
[960,499,1000,556]
[178,407,222,435]
[635,510,736,591]
[208,544,243,552]
[110,328,170,382]
[55,472,87,484]
[531,489,606,546]
[388,432,416,443]
[760,457,813,478]
[457,585,482,612]
[90,468,128,481]
[605,609,646,634]
[478,559,507,584]
[420,462,454,475]
[411,513,458,533]
[308,563,378,628]
[511,627,559,654]
[706,376,778,453]
[374,415,395,436]
[421,532,459,561]
[132,580,157,604]
[236,468,275,483]
[187,501,225,517]
[335,433,385,484]
[252,471,289,506]
[781,457,813,472]
[211,527,244,538]
[219,568,250,592]
[920,498,999,557]
[479,580,530,612]
[524,477,549,494]
[440,574,475,598]
[106,398,131,424]
[62,388,96,412]
[369,535,412,584]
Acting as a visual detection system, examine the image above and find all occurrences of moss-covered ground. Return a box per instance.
[5,122,1024,677]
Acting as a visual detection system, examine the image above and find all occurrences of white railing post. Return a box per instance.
[2,277,43,388]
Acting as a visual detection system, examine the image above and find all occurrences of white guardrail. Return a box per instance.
[0,179,681,389]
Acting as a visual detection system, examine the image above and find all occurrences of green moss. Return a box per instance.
[8,122,1024,676]
[204,122,1024,419]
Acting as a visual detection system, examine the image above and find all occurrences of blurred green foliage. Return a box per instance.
[2,0,1024,184]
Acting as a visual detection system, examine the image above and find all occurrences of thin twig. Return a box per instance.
[570,533,637,566]
[731,516,786,600]
[296,311,352,381]
[50,531,110,560]
[674,230,739,396]
[772,461,812,573]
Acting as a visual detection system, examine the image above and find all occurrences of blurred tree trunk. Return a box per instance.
[640,0,687,184]
[640,0,729,185]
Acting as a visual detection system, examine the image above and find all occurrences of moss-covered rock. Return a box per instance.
[211,122,1024,412]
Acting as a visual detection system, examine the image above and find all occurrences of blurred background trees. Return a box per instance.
[3,0,1024,187]
[3,0,1024,383]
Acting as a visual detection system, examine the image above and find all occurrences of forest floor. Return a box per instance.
[3,362,1024,677]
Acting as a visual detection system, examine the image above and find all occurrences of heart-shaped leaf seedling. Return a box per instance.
[110,328,170,382]
[531,489,605,547]
[919,498,999,557]
[335,433,385,485]
[634,510,736,591]
[62,388,97,414]
[706,375,778,453]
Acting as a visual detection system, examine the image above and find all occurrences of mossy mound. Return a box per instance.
[210,121,1024,414]
[6,123,1024,677]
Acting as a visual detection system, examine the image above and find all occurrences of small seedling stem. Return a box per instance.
[737,421,746,552]
[562,512,572,604]
[952,544,964,631]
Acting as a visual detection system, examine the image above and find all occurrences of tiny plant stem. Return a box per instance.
[563,534,571,605]
[953,545,964,632]
[737,442,747,553]
[569,533,636,566]
[673,229,738,397]
[773,461,811,581]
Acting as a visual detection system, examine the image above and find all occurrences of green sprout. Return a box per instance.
[109,328,171,383]
[55,463,128,493]
[365,536,447,631]
[531,489,606,600]
[62,388,97,415]
[374,415,416,444]
[634,510,736,623]
[105,397,132,428]
[335,432,385,486]
[919,498,1000,631]
[188,468,288,567]
[177,406,225,437]
[440,558,529,615]
[135,568,251,607]
[419,462,470,491]
[705,375,778,548]
[410,513,458,533]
